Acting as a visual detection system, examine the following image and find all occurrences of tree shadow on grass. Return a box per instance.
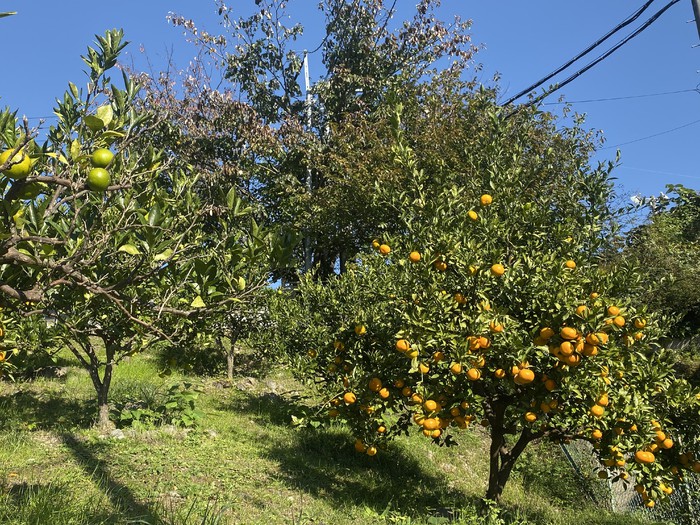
[0,481,117,524]
[60,433,159,524]
[219,390,483,520]
[0,390,94,431]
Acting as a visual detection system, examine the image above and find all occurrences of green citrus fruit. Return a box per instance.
[236,277,246,291]
[0,149,32,179]
[87,168,111,192]
[91,148,114,168]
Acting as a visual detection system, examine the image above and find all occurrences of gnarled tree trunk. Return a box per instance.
[484,398,539,503]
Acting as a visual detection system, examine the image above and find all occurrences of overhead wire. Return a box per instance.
[501,0,658,107]
[600,117,700,150]
[542,88,698,105]
[504,0,682,118]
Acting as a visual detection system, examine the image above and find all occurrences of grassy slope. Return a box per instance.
[0,352,664,525]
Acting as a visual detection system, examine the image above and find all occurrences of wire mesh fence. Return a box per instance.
[561,439,700,524]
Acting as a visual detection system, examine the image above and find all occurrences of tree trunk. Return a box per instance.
[483,399,535,503]
[225,334,238,382]
[91,337,115,431]
[96,381,113,431]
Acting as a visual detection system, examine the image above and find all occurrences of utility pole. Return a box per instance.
[303,51,313,273]
[692,0,700,40]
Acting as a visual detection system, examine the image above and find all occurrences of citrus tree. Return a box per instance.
[284,98,700,506]
[0,30,270,428]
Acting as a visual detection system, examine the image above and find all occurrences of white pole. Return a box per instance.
[303,51,313,272]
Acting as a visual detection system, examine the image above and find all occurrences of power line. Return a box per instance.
[502,0,658,107]
[618,165,700,180]
[542,88,698,105]
[506,0,682,118]
[600,117,700,150]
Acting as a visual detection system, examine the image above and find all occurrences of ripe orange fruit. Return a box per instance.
[366,445,378,456]
[478,336,490,349]
[591,429,603,440]
[564,353,581,366]
[662,438,674,449]
[368,378,383,392]
[408,251,421,263]
[450,362,462,375]
[379,244,391,255]
[590,405,605,418]
[634,318,647,329]
[454,293,466,304]
[524,412,537,423]
[401,386,412,397]
[490,264,505,277]
[613,316,625,328]
[394,378,405,389]
[418,362,430,374]
[423,417,439,430]
[559,341,574,356]
[564,260,576,270]
[432,351,445,362]
[494,368,506,379]
[424,400,438,412]
[355,324,367,336]
[371,239,380,249]
[634,451,655,464]
[343,392,357,404]
[596,393,609,407]
[607,305,621,316]
[540,327,555,340]
[480,194,493,206]
[377,388,389,399]
[354,439,367,453]
[468,210,478,221]
[489,321,504,333]
[396,339,410,352]
[466,368,481,381]
[514,368,535,385]
[434,260,447,271]
[582,343,598,357]
[560,327,578,340]
[575,305,588,317]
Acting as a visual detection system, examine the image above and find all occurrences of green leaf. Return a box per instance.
[117,244,140,256]
[69,139,81,161]
[190,295,206,308]
[96,105,114,126]
[84,115,105,131]
[153,248,173,262]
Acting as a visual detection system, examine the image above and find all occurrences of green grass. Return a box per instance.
[0,351,667,525]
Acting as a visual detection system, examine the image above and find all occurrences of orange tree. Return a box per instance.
[283,97,700,505]
[0,31,271,428]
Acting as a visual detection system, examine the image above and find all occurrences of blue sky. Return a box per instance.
[1,1,698,199]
